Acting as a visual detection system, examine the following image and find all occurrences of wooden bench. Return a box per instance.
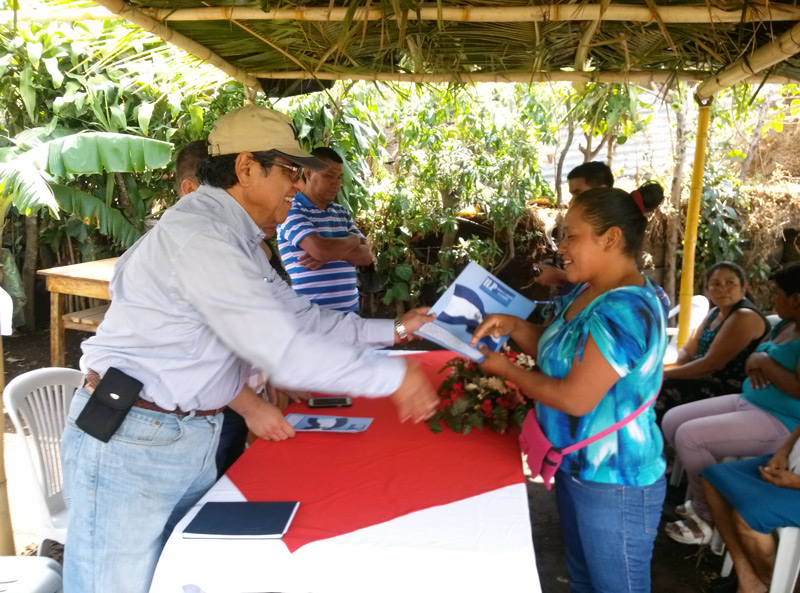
[38,258,117,366]
[62,304,109,332]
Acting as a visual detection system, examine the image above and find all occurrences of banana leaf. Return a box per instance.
[0,162,59,219]
[18,132,172,177]
[51,184,142,249]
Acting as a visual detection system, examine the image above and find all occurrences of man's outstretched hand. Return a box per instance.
[389,361,438,422]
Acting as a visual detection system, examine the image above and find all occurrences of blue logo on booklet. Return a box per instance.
[479,277,514,306]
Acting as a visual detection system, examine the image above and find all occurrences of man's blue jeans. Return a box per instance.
[555,470,666,593]
[61,389,222,593]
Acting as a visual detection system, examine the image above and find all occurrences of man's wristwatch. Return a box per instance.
[394,318,408,342]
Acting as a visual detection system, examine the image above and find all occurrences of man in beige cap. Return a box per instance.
[62,105,438,593]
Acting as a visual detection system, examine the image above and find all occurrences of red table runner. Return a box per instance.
[226,350,525,553]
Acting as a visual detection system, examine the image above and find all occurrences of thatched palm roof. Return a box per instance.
[16,1,800,96]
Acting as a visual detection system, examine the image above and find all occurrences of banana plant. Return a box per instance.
[0,131,172,248]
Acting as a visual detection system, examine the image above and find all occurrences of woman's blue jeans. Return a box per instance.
[61,389,222,593]
[555,470,666,593]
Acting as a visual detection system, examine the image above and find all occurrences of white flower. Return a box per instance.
[517,353,536,370]
[480,377,508,393]
[465,383,478,391]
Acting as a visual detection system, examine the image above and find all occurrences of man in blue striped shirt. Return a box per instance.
[277,147,373,313]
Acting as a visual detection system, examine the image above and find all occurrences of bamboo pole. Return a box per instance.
[0,7,114,22]
[136,5,800,24]
[255,69,795,85]
[676,99,713,348]
[697,20,800,99]
[572,14,602,95]
[0,335,15,556]
[87,0,259,91]
[5,4,800,24]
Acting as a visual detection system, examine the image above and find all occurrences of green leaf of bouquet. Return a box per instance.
[451,397,468,414]
[466,413,484,431]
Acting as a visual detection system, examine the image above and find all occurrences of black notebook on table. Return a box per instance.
[182,501,300,539]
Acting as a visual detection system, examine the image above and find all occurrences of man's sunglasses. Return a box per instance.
[256,159,304,182]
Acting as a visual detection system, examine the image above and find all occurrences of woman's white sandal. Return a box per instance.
[675,500,695,520]
[665,517,713,545]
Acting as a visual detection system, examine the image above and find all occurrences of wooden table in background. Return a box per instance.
[38,258,117,367]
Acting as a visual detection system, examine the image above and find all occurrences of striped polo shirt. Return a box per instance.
[277,192,362,313]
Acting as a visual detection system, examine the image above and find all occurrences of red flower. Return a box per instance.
[481,399,493,416]
[451,382,464,393]
[450,392,460,402]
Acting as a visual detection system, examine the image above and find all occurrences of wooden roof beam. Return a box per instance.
[255,70,795,85]
[5,4,800,24]
[697,20,800,98]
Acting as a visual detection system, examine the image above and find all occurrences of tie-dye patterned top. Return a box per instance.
[536,279,667,486]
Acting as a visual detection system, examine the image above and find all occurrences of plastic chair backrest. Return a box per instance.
[667,295,710,328]
[3,367,84,541]
[0,286,12,336]
[664,295,709,364]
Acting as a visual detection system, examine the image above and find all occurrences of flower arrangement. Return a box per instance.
[428,350,537,435]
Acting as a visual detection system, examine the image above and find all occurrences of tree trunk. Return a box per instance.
[494,219,519,275]
[665,83,688,308]
[22,215,38,332]
[554,101,575,208]
[578,132,608,162]
[114,172,140,231]
[438,189,459,270]
[605,133,617,169]
[740,96,773,183]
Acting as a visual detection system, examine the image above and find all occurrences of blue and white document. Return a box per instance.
[286,413,373,433]
[414,261,537,361]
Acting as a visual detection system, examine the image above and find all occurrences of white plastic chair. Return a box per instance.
[721,526,800,592]
[0,556,62,592]
[3,367,84,556]
[663,295,710,365]
[770,527,800,593]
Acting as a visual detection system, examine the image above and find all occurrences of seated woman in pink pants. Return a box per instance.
[662,263,800,545]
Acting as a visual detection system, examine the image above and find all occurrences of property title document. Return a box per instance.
[414,261,537,361]
[285,413,373,433]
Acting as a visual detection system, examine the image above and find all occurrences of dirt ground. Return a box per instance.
[3,327,730,592]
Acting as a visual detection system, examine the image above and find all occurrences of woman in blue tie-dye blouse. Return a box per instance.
[471,184,667,593]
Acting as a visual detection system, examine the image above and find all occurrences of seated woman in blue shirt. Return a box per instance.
[702,425,800,593]
[471,183,667,593]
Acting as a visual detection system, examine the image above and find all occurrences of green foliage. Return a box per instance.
[0,18,220,261]
[693,161,748,286]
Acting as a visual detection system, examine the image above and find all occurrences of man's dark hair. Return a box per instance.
[772,263,800,296]
[196,150,280,189]
[175,141,209,191]
[567,161,614,188]
[310,146,343,164]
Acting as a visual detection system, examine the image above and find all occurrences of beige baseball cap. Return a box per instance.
[207,105,326,169]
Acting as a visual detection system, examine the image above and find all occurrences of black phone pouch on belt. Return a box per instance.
[76,367,143,442]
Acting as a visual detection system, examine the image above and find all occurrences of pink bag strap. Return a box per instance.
[560,390,660,455]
